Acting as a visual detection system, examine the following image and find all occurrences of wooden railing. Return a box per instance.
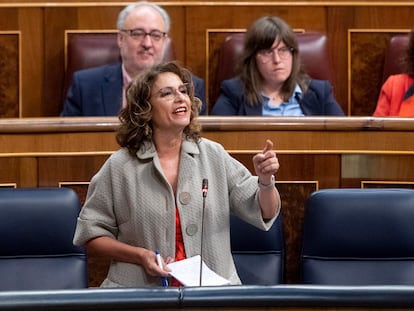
[1,116,413,286]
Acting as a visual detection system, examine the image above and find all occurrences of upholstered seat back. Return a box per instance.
[382,34,410,83]
[230,213,284,285]
[63,31,176,99]
[300,188,414,285]
[211,32,334,105]
[0,187,88,290]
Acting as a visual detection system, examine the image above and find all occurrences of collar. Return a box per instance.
[121,64,133,87]
[262,83,303,102]
[292,83,303,100]
[136,139,200,160]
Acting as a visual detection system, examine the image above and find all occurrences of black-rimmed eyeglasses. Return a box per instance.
[120,28,167,42]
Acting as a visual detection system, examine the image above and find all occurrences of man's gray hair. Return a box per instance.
[117,1,171,33]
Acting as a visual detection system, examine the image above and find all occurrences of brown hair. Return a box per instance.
[239,16,309,106]
[116,61,202,155]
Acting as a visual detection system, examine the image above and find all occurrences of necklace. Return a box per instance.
[266,92,280,101]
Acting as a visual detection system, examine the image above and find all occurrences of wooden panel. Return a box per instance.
[349,30,410,116]
[38,156,109,186]
[278,181,318,284]
[44,7,78,116]
[342,154,414,180]
[163,6,186,63]
[339,6,414,115]
[233,153,340,189]
[361,181,414,189]
[44,6,121,116]
[0,32,19,117]
[19,8,43,117]
[325,6,354,114]
[0,158,20,183]
[0,8,18,30]
[0,183,16,188]
[0,157,37,187]
[206,30,236,109]
[0,3,414,117]
[1,116,414,152]
[352,6,414,28]
[1,0,414,3]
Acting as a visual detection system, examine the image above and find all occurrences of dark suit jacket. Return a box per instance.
[62,64,207,116]
[211,77,344,116]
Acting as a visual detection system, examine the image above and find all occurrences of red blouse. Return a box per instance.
[374,74,414,116]
[170,207,186,287]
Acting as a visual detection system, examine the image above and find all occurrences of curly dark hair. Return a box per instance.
[116,61,202,155]
[238,16,310,106]
[403,28,414,76]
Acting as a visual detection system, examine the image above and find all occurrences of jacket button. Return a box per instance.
[179,192,191,205]
[186,224,198,236]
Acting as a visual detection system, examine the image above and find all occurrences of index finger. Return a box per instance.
[262,139,274,153]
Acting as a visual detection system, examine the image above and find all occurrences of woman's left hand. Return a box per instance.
[252,139,279,184]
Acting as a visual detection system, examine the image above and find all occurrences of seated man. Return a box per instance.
[61,1,206,116]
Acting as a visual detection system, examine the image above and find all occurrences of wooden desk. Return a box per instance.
[1,116,413,286]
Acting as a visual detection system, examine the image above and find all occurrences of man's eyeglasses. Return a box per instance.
[153,83,191,101]
[257,46,294,63]
[120,28,167,42]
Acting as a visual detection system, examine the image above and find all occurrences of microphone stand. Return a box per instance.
[199,179,208,286]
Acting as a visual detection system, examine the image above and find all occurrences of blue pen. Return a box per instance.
[155,250,169,287]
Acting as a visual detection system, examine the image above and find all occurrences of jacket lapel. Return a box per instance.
[102,64,123,115]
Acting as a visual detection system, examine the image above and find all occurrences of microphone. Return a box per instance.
[202,179,208,197]
[199,178,208,286]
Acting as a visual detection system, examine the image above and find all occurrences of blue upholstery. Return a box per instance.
[181,285,414,309]
[230,213,284,285]
[300,188,414,285]
[0,187,88,290]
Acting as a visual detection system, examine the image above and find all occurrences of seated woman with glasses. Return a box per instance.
[211,16,344,116]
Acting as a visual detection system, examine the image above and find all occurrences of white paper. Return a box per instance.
[166,255,230,286]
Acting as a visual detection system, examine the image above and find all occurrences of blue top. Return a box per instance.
[262,84,304,116]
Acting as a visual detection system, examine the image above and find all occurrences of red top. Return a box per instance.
[374,74,414,116]
[170,207,186,287]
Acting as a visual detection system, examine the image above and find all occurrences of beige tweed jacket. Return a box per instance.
[73,138,277,287]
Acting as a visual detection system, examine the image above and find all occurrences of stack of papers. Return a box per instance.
[166,255,230,286]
